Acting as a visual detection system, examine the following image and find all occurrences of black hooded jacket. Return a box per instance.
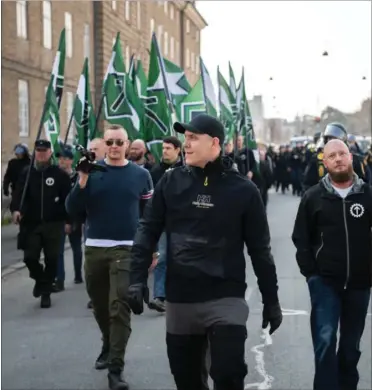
[130,156,279,304]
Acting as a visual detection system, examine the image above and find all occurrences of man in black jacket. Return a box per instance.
[292,139,372,390]
[147,136,183,313]
[127,114,282,390]
[10,140,71,308]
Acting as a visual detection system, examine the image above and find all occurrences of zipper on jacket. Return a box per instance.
[342,199,350,289]
[41,171,44,220]
[315,232,324,259]
[204,176,208,186]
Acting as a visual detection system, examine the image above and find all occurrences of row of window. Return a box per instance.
[112,1,141,29]
[16,1,90,59]
[18,79,75,140]
[157,1,200,42]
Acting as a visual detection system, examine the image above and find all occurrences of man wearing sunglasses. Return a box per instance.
[66,125,153,390]
[127,114,282,390]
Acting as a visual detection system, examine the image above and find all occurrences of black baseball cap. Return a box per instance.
[173,114,225,146]
[35,139,51,150]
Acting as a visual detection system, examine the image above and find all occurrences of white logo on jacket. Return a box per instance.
[350,203,364,218]
[45,177,55,186]
[192,194,214,209]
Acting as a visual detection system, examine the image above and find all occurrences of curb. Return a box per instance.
[1,243,71,279]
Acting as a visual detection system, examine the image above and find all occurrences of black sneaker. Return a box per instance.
[95,347,109,370]
[148,298,166,313]
[51,280,64,293]
[108,368,129,390]
[33,281,42,298]
[74,277,83,284]
[40,294,51,309]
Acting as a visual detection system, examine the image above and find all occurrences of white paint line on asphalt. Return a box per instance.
[245,329,274,390]
[281,308,309,316]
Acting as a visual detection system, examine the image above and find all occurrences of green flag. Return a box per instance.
[237,68,259,166]
[200,58,218,118]
[73,58,96,148]
[163,58,191,120]
[217,67,235,142]
[102,33,143,140]
[179,78,206,123]
[43,84,61,153]
[145,33,173,161]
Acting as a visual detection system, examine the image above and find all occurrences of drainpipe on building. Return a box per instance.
[92,1,101,110]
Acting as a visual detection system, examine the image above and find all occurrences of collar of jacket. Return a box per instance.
[160,158,182,169]
[189,155,235,176]
[321,172,365,196]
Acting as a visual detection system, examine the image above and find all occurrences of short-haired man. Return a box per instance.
[292,139,372,390]
[66,126,153,390]
[147,136,183,312]
[128,114,282,390]
[128,139,152,170]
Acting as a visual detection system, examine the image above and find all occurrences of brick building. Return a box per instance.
[1,0,207,174]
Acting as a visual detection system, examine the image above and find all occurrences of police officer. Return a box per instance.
[10,139,72,308]
[303,123,369,192]
[127,114,282,390]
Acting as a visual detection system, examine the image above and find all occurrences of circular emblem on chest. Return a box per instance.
[350,203,364,218]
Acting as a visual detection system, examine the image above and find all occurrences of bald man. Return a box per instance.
[89,138,106,161]
[292,138,372,390]
[128,139,153,171]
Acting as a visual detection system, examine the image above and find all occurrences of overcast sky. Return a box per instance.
[196,0,371,120]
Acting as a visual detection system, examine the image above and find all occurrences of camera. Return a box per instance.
[75,144,106,173]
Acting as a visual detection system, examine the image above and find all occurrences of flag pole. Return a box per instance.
[91,93,105,140]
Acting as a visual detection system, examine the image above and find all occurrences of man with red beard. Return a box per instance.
[292,139,372,390]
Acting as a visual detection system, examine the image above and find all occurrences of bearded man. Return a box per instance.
[292,139,372,390]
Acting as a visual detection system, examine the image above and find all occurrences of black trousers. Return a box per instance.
[23,221,64,294]
[166,298,249,390]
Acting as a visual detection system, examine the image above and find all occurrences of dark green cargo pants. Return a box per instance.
[84,245,132,369]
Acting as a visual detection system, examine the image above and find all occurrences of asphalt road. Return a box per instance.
[1,191,371,390]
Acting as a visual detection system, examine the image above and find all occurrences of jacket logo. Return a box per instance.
[192,194,214,209]
[45,177,55,186]
[350,203,364,218]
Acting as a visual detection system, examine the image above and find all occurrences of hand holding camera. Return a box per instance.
[75,145,106,188]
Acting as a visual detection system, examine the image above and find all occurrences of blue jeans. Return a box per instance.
[57,225,83,282]
[308,275,371,390]
[153,232,167,299]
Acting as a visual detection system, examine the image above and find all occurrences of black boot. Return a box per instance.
[107,366,129,390]
[95,346,109,370]
[40,294,51,308]
[52,280,64,293]
[33,281,42,298]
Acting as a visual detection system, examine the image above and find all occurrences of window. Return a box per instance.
[176,40,180,63]
[170,36,174,59]
[196,30,200,43]
[65,12,73,58]
[170,3,174,20]
[84,23,90,59]
[66,92,75,140]
[157,25,163,50]
[112,1,117,10]
[186,19,190,34]
[16,1,27,39]
[164,1,168,14]
[150,18,155,39]
[137,2,141,29]
[125,46,130,71]
[164,31,168,56]
[42,1,52,49]
[18,80,29,137]
[195,56,200,74]
[125,1,130,21]
[186,48,190,68]
[191,52,195,71]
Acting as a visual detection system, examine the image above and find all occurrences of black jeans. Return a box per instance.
[308,276,371,390]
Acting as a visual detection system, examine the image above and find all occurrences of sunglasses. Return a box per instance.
[105,139,125,147]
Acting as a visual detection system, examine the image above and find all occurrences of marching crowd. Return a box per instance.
[2,116,372,390]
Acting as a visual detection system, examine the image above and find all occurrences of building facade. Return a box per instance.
[1,0,206,173]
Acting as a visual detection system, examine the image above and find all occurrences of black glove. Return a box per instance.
[262,302,283,335]
[127,283,149,315]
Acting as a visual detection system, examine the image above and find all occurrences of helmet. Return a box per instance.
[323,122,348,143]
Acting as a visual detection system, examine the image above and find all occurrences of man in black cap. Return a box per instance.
[127,114,282,390]
[10,139,72,308]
